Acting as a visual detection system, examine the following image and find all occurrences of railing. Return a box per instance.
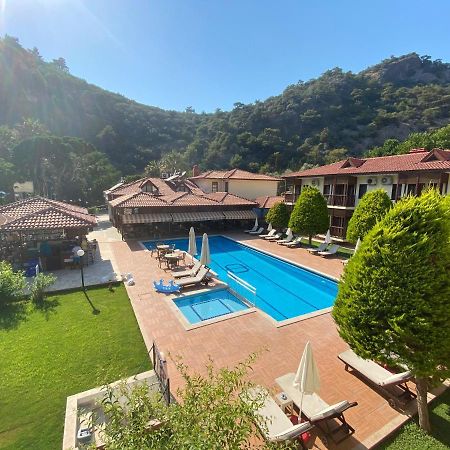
[149,341,171,405]
[330,225,346,239]
[227,271,257,306]
[324,194,355,207]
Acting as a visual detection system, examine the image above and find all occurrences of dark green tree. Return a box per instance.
[333,190,450,432]
[288,187,329,244]
[346,189,392,243]
[265,202,290,230]
[0,262,25,305]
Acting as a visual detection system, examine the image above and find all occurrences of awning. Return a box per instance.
[122,213,172,224]
[171,211,225,222]
[222,210,256,220]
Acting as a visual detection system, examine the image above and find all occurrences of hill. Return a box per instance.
[1,36,450,177]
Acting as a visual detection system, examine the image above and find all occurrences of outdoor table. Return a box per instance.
[164,253,183,269]
[157,244,170,250]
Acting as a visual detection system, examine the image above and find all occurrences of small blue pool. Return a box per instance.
[144,236,338,322]
[175,289,248,324]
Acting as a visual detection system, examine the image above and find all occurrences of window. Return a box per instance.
[323,184,331,196]
[212,181,218,193]
[224,181,229,192]
[358,184,368,199]
[406,184,416,195]
[391,184,398,200]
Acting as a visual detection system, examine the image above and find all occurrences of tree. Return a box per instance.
[51,57,69,72]
[332,189,450,432]
[265,202,290,230]
[144,160,161,177]
[0,262,25,305]
[29,273,56,306]
[99,354,296,449]
[346,189,392,243]
[289,187,329,245]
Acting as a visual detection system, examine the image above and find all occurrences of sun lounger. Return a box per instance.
[307,242,328,253]
[259,229,277,238]
[246,387,314,444]
[338,349,416,408]
[282,236,303,247]
[276,373,357,445]
[248,227,264,235]
[244,224,259,233]
[318,244,340,257]
[276,234,294,244]
[171,261,202,278]
[177,267,211,288]
[265,232,283,241]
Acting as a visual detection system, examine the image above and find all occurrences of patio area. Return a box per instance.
[108,227,443,449]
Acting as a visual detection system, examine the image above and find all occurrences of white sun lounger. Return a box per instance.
[277,234,294,245]
[259,229,277,239]
[276,373,357,444]
[265,232,283,241]
[338,349,416,408]
[244,224,259,233]
[171,261,202,278]
[176,267,211,288]
[307,242,328,253]
[318,244,340,257]
[283,236,303,247]
[247,387,314,443]
[248,227,264,235]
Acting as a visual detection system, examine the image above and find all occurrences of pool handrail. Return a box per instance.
[227,271,257,296]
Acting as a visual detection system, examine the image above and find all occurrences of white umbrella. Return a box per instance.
[293,341,321,416]
[354,237,361,254]
[324,229,332,244]
[199,233,211,266]
[188,227,197,256]
[285,228,293,240]
[253,216,259,229]
[267,223,273,232]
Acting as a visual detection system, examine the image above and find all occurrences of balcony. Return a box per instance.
[324,194,355,207]
[330,225,346,239]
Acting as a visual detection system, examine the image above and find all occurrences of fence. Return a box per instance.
[149,341,171,405]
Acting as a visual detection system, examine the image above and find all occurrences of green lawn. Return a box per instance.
[378,388,450,450]
[0,285,150,450]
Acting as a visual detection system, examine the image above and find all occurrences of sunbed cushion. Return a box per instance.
[270,422,313,442]
[379,371,412,386]
[308,400,350,421]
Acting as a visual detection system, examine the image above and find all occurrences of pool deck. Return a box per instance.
[109,230,443,449]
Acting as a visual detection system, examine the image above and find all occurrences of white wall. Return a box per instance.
[354,174,398,206]
[299,177,324,194]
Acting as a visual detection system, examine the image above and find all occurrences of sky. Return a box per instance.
[1,0,450,112]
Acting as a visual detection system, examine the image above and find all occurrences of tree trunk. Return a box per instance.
[416,377,431,433]
[309,235,312,245]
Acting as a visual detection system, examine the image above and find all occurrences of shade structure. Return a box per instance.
[267,223,273,232]
[188,227,197,256]
[199,233,211,266]
[222,210,256,220]
[324,229,332,244]
[354,237,361,254]
[293,341,321,415]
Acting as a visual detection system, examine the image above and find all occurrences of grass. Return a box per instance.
[378,388,450,450]
[0,285,151,450]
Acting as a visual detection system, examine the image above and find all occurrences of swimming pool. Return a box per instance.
[174,289,248,324]
[144,236,338,322]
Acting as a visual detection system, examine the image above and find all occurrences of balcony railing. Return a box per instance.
[324,194,355,207]
[330,225,346,239]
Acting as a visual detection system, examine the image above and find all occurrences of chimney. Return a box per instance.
[192,165,200,177]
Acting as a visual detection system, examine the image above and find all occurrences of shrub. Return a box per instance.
[29,273,56,305]
[0,261,25,304]
[288,186,329,244]
[265,201,290,229]
[346,189,392,243]
[333,189,450,432]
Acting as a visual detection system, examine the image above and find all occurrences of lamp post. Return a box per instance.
[76,248,85,291]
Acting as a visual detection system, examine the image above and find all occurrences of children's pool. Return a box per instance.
[144,236,338,322]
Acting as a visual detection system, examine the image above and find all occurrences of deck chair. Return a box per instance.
[277,234,294,245]
[244,224,259,233]
[265,232,283,241]
[249,227,264,235]
[177,267,211,289]
[246,387,314,445]
[259,229,277,239]
[307,242,328,253]
[283,236,303,247]
[171,261,202,278]
[318,244,340,257]
[338,349,416,409]
[276,373,357,445]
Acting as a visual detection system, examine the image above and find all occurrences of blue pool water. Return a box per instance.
[144,236,338,322]
[175,289,248,324]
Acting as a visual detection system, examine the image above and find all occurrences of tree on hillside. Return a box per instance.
[346,189,392,243]
[265,202,290,230]
[288,187,329,245]
[51,57,69,72]
[332,189,450,432]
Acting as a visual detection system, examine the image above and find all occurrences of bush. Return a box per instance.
[29,273,56,305]
[0,261,25,304]
[346,189,392,243]
[265,201,290,229]
[288,186,329,244]
[333,189,450,431]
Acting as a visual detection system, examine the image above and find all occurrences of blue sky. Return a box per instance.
[1,0,450,112]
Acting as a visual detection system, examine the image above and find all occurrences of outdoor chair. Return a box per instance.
[171,261,202,278]
[248,227,264,235]
[246,387,314,446]
[265,232,283,241]
[277,234,294,245]
[318,244,340,257]
[282,236,303,247]
[177,267,211,289]
[338,349,416,409]
[307,242,328,254]
[259,229,277,239]
[244,224,259,233]
[276,373,358,445]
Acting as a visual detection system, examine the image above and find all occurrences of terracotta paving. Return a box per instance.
[110,232,420,449]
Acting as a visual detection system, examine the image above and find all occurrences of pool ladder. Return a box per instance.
[226,271,257,306]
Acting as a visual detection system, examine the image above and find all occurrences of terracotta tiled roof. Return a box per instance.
[0,206,96,231]
[255,196,285,209]
[283,149,450,178]
[202,192,257,206]
[190,169,282,181]
[109,192,169,208]
[169,193,220,207]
